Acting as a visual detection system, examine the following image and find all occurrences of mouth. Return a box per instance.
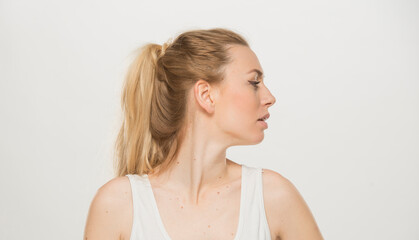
[257,113,270,122]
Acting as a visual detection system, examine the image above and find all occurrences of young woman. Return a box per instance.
[84,28,324,240]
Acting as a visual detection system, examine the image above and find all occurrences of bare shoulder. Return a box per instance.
[261,168,324,240]
[84,176,133,240]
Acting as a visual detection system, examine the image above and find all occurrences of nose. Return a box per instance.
[262,87,276,108]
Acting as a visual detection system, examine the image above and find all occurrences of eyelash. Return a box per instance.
[250,81,261,89]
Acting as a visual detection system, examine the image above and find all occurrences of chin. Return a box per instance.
[244,132,265,145]
[254,133,265,144]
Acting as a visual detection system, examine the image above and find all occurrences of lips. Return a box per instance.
[257,113,270,121]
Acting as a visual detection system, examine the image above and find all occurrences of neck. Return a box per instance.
[148,116,234,205]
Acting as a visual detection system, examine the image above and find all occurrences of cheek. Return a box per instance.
[219,88,258,127]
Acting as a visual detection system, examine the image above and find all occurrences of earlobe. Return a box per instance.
[194,80,216,114]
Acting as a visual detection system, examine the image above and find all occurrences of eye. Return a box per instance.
[250,81,261,89]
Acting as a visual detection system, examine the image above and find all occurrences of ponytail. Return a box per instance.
[114,44,164,176]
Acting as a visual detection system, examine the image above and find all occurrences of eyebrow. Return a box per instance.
[247,69,264,79]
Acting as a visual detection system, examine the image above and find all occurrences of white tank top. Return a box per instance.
[126,164,272,240]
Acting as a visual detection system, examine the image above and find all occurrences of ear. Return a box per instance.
[193,79,218,114]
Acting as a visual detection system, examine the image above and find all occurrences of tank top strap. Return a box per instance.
[240,164,260,212]
[240,164,272,239]
[126,174,168,240]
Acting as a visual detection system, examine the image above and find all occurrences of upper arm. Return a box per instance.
[83,176,133,240]
[262,169,324,240]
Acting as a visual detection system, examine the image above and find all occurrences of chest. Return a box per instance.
[152,181,242,240]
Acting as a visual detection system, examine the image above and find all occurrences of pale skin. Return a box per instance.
[84,45,324,240]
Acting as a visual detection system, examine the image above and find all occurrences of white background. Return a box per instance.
[1,0,418,239]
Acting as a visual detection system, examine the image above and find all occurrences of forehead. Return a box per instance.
[223,45,263,80]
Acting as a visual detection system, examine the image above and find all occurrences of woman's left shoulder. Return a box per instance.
[261,168,324,240]
[260,168,299,210]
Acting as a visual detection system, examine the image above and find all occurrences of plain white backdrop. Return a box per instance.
[1,0,418,239]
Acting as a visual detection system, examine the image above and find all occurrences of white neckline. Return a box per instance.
[144,164,246,240]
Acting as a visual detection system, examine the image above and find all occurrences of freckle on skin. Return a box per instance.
[217,192,220,195]
[105,210,108,213]
[180,206,183,209]
[176,161,179,164]
[216,208,218,211]
[208,225,211,228]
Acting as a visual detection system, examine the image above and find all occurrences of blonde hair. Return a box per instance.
[114,28,248,177]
